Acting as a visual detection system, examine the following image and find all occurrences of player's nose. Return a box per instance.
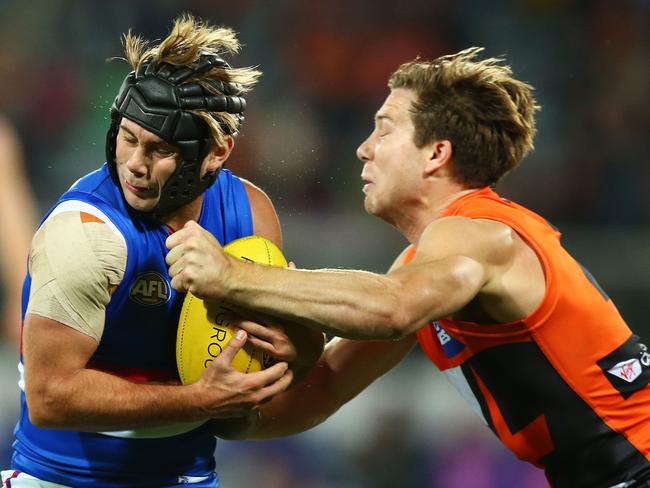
[356,135,373,162]
[125,147,148,177]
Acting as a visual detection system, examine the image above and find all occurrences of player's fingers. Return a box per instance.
[235,309,287,333]
[288,261,297,269]
[165,227,188,250]
[247,360,288,385]
[258,369,294,401]
[167,256,186,279]
[234,319,275,342]
[243,334,273,351]
[184,220,216,245]
[165,244,185,267]
[169,274,184,292]
[217,329,248,365]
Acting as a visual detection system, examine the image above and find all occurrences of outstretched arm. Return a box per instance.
[167,217,505,340]
[210,335,416,439]
[251,334,417,439]
[209,248,420,440]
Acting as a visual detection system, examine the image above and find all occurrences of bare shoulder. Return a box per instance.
[240,178,282,248]
[417,216,516,267]
[416,216,545,321]
[240,177,270,204]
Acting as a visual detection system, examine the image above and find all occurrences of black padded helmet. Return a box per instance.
[106,54,246,217]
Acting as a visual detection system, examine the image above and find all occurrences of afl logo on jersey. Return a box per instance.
[129,271,171,306]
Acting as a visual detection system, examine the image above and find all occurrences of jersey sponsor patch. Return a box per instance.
[598,335,650,399]
[433,321,466,359]
[129,271,171,306]
[608,358,643,383]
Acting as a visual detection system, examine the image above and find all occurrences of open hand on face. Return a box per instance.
[196,328,294,419]
[165,220,229,301]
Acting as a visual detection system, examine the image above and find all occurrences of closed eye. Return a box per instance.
[154,147,175,157]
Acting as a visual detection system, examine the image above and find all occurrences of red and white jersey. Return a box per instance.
[411,188,650,488]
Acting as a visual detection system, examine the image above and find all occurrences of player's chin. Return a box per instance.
[363,198,379,216]
[124,194,159,213]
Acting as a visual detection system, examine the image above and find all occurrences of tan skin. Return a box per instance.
[165,88,546,437]
[24,118,323,431]
[0,116,37,347]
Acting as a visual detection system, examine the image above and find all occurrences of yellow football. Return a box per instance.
[176,236,288,385]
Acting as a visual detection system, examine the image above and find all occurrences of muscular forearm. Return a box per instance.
[167,222,406,339]
[225,262,408,340]
[207,358,337,440]
[25,314,293,433]
[27,367,205,431]
[168,220,489,341]
[231,336,417,439]
[252,365,340,438]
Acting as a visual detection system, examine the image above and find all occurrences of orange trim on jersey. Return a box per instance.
[471,365,554,465]
[402,246,416,266]
[79,211,105,224]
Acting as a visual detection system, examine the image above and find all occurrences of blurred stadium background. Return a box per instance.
[1,1,649,486]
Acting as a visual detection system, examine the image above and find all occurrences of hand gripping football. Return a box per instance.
[176,236,288,385]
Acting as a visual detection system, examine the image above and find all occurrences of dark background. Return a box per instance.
[1,1,648,486]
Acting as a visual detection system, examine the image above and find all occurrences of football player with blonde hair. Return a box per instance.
[3,14,322,488]
[168,48,650,487]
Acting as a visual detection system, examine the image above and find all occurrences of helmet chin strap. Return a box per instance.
[105,55,247,218]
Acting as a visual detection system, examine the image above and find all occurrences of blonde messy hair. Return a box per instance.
[122,13,261,148]
[389,47,539,187]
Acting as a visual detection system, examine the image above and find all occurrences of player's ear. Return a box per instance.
[423,139,452,176]
[203,136,234,174]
